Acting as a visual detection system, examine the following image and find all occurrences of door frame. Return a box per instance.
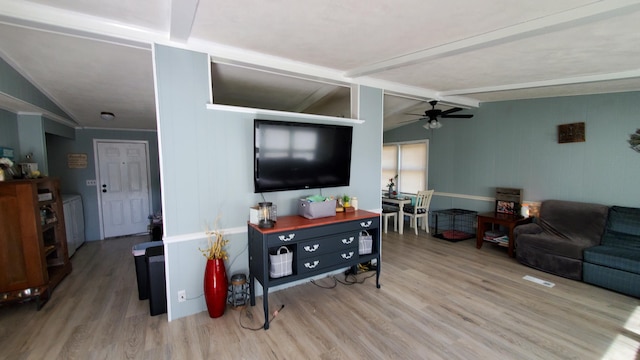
[93,139,152,240]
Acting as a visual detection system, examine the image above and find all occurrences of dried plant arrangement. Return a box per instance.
[199,217,229,260]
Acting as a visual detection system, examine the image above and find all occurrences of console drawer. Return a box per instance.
[321,218,380,234]
[266,227,318,246]
[298,232,358,259]
[298,249,357,275]
[266,217,379,246]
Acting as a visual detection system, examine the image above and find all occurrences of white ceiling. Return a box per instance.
[1,0,640,131]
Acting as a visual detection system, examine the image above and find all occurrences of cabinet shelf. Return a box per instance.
[44,244,56,256]
[0,178,72,310]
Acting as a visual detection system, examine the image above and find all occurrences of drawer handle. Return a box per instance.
[278,234,296,241]
[304,260,320,269]
[303,244,320,252]
[341,237,355,244]
[341,251,355,259]
[360,220,373,228]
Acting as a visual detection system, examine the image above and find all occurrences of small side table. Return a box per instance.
[476,212,533,257]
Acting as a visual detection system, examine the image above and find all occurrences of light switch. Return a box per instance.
[86,180,97,186]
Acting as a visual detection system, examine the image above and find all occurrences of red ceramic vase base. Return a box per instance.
[204,258,228,318]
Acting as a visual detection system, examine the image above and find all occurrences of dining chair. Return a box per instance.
[381,206,399,234]
[403,190,434,235]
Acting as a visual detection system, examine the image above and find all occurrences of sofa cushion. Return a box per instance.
[584,245,640,274]
[517,233,590,260]
[537,200,609,248]
[583,262,640,298]
[516,239,584,280]
[601,206,640,249]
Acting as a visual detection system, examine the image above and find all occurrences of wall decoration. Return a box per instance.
[558,122,585,143]
[67,153,88,168]
[629,129,640,153]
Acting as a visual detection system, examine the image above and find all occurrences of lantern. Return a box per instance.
[258,202,276,228]
[227,273,250,309]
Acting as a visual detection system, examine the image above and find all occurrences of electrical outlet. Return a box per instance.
[86,179,97,186]
[178,290,186,302]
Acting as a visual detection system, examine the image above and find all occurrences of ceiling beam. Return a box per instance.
[358,78,480,108]
[440,69,640,96]
[169,0,199,42]
[0,0,157,50]
[345,0,640,78]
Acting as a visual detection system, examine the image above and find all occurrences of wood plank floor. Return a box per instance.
[1,226,639,359]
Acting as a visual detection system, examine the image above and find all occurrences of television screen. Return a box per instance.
[254,119,353,193]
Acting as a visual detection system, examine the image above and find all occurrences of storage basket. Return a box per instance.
[359,230,373,255]
[269,246,293,278]
[298,199,337,219]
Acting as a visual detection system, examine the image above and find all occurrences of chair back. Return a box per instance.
[415,190,434,212]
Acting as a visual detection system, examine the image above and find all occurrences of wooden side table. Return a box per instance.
[476,212,533,257]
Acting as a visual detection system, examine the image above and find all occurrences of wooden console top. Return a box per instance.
[248,209,379,234]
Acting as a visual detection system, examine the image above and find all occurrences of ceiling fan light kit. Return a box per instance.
[424,120,442,129]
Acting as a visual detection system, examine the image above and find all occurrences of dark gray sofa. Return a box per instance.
[514,200,609,280]
[583,206,640,298]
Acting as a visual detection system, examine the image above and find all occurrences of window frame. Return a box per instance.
[382,140,429,195]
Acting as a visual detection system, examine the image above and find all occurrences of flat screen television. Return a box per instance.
[254,119,353,193]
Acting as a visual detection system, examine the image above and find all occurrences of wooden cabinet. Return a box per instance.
[248,210,381,329]
[0,178,72,308]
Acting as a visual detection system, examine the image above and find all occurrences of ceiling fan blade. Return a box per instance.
[405,113,427,116]
[441,114,473,119]
[398,117,426,123]
[440,107,463,115]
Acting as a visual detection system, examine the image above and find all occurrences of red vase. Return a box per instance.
[204,258,228,318]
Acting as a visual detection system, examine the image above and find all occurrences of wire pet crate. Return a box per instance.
[432,209,477,242]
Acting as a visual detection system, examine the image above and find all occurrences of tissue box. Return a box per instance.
[249,204,278,224]
[298,199,337,219]
[249,206,260,225]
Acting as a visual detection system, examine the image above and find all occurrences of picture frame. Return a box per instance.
[496,200,517,215]
[558,122,585,143]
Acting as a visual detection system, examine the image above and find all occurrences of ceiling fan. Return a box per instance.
[405,100,473,129]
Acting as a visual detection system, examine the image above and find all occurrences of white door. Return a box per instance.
[96,141,150,238]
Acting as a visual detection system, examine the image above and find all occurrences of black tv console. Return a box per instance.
[247,210,381,329]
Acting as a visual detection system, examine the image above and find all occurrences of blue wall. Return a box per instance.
[46,128,161,240]
[0,109,19,159]
[153,44,383,320]
[384,92,640,211]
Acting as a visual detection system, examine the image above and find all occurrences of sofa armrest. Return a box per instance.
[514,223,543,238]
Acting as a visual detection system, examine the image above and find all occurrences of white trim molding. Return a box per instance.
[434,191,495,203]
[206,103,364,125]
[162,225,247,244]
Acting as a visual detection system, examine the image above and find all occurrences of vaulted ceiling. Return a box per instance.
[1,0,640,131]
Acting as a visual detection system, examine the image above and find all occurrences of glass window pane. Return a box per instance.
[399,143,426,194]
[382,145,397,189]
